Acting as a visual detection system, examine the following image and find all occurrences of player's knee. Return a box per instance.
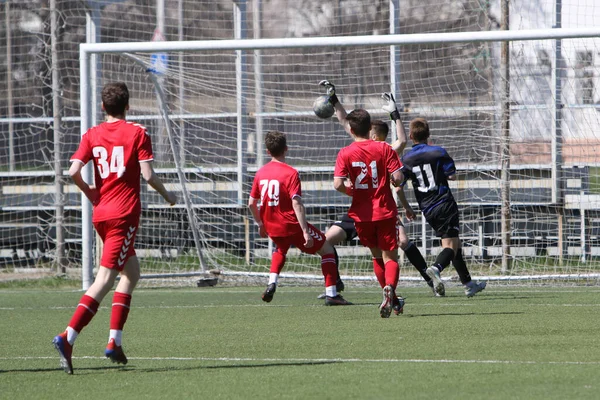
[397,237,409,250]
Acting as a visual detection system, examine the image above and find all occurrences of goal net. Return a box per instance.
[80,27,600,287]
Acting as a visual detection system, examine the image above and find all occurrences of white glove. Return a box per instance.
[319,80,339,105]
[382,92,400,121]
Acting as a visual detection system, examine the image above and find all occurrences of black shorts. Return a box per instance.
[425,201,460,238]
[332,214,358,241]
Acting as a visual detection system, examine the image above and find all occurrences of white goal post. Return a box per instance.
[79,27,600,288]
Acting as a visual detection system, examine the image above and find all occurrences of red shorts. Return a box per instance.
[271,223,326,255]
[94,214,140,271]
[355,217,398,251]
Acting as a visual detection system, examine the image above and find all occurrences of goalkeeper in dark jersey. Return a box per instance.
[398,118,487,297]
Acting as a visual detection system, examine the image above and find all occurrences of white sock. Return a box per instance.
[325,285,337,298]
[109,329,123,346]
[268,273,279,285]
[66,326,78,346]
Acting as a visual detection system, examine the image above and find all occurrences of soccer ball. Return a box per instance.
[313,95,335,119]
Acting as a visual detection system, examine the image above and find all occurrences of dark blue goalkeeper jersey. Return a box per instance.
[400,143,456,216]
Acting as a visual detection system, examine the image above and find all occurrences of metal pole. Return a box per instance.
[5,1,14,171]
[389,0,401,143]
[253,0,264,167]
[234,1,248,206]
[51,0,66,272]
[500,0,511,273]
[178,0,186,167]
[553,0,566,264]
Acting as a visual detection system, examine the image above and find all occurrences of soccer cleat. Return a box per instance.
[426,266,446,297]
[52,332,73,374]
[261,283,276,302]
[379,285,395,318]
[325,294,352,306]
[465,280,487,298]
[317,279,345,299]
[427,281,443,297]
[105,339,128,365]
[392,296,405,315]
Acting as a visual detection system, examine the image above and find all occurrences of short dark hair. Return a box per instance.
[265,130,287,157]
[409,118,430,142]
[370,120,389,140]
[346,109,371,138]
[102,82,129,116]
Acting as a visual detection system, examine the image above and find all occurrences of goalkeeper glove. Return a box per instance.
[382,92,401,121]
[319,80,339,106]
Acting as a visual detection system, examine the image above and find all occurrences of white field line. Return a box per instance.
[2,288,600,295]
[2,302,600,311]
[1,355,599,366]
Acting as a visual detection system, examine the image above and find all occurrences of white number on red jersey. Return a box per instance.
[92,146,126,179]
[351,160,379,189]
[259,179,280,206]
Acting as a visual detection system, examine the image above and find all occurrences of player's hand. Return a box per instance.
[404,206,416,221]
[257,223,267,238]
[319,80,339,105]
[165,191,177,206]
[303,231,314,249]
[86,186,100,206]
[382,92,400,121]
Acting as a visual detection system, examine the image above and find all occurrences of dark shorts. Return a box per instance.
[332,214,358,241]
[425,201,460,238]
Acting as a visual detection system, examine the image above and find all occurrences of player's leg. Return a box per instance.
[316,239,352,305]
[262,239,289,302]
[379,218,403,318]
[52,221,119,374]
[424,204,459,297]
[426,237,456,297]
[105,255,141,365]
[397,222,432,290]
[322,223,348,298]
[452,242,487,297]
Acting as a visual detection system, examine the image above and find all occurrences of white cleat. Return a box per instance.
[426,266,445,297]
[465,281,487,297]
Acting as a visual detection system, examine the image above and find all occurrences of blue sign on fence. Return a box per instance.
[149,29,168,75]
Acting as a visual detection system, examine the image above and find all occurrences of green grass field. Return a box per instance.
[1,284,599,399]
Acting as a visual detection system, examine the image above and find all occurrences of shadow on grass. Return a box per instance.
[406,311,524,318]
[126,360,340,373]
[0,365,124,374]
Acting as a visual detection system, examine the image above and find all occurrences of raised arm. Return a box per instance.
[319,80,351,137]
[140,161,177,205]
[382,92,408,154]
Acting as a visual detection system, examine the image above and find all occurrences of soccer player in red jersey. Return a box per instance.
[332,106,406,318]
[248,130,352,306]
[52,82,177,374]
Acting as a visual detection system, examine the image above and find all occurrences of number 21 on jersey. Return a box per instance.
[352,161,379,189]
[259,179,280,206]
[93,146,125,179]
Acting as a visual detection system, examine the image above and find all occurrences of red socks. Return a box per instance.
[270,249,286,274]
[321,253,337,287]
[372,258,386,288]
[384,260,400,288]
[110,292,132,330]
[68,295,99,333]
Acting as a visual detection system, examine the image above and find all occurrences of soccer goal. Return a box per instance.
[79,27,600,287]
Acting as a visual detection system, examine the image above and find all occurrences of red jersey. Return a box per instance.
[334,140,402,222]
[71,120,154,222]
[249,161,303,238]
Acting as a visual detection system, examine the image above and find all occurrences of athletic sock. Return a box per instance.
[404,241,431,283]
[109,291,132,345]
[321,253,338,288]
[270,248,286,275]
[384,260,400,288]
[372,258,386,288]
[433,248,455,273]
[452,248,472,285]
[67,294,100,341]
[333,246,341,281]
